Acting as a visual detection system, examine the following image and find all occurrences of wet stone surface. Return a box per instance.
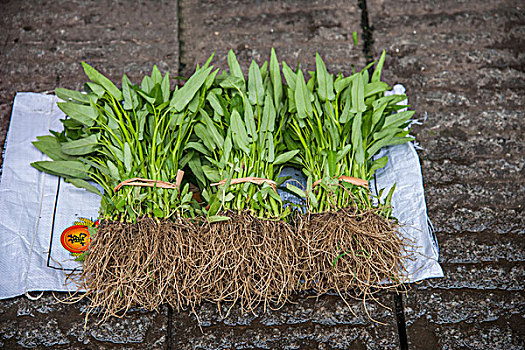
[0,1,175,348]
[0,0,180,169]
[179,0,365,77]
[1,0,525,348]
[404,290,525,349]
[368,0,525,347]
[437,232,525,263]
[431,206,524,235]
[0,293,168,349]
[170,293,399,350]
[416,263,524,291]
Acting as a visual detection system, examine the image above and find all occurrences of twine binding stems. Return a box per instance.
[211,177,278,192]
[313,175,368,188]
[114,170,185,192]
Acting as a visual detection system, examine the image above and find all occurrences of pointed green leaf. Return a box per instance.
[185,142,211,156]
[123,142,132,173]
[106,160,120,180]
[230,110,250,154]
[141,75,154,93]
[55,88,91,104]
[137,89,156,104]
[350,74,366,113]
[336,144,352,163]
[372,50,386,83]
[295,70,312,120]
[282,62,297,90]
[200,109,224,148]
[248,60,265,106]
[151,65,162,84]
[244,102,257,141]
[368,156,388,177]
[81,62,122,100]
[352,112,364,165]
[161,71,170,101]
[260,93,276,134]
[384,110,415,128]
[170,66,212,112]
[364,81,390,98]
[208,215,230,223]
[122,74,138,110]
[61,134,99,155]
[85,82,105,97]
[64,178,101,195]
[273,150,299,165]
[334,73,358,93]
[206,90,224,116]
[366,136,414,159]
[57,102,97,127]
[286,183,306,198]
[270,48,282,109]
[267,135,275,162]
[202,165,221,182]
[32,160,90,179]
[32,136,73,161]
[315,53,335,101]
[227,50,245,83]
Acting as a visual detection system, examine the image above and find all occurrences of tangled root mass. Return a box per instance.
[77,209,408,322]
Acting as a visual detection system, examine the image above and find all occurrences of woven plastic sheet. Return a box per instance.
[0,91,442,300]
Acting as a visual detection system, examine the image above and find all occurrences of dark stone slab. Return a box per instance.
[367,10,524,350]
[367,0,523,84]
[0,0,180,169]
[0,0,179,93]
[415,263,524,291]
[437,232,525,264]
[421,157,524,186]
[430,206,524,235]
[170,293,400,349]
[0,293,167,349]
[0,1,177,348]
[179,0,365,77]
[404,290,524,349]
[424,182,524,211]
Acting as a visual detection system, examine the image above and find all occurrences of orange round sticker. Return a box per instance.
[60,225,91,253]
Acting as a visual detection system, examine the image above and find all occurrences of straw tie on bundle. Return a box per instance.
[114,170,185,192]
[211,177,278,192]
[312,176,369,188]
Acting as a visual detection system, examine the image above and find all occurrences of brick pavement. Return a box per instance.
[367,0,524,348]
[0,0,523,348]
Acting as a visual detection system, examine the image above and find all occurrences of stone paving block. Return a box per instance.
[424,182,524,211]
[1,0,179,93]
[366,0,525,167]
[170,293,400,349]
[421,157,524,186]
[0,0,180,168]
[414,263,524,291]
[417,108,524,140]
[430,206,524,235]
[403,289,524,349]
[437,232,525,264]
[0,293,167,349]
[179,0,365,77]
[419,134,524,166]
[367,0,523,83]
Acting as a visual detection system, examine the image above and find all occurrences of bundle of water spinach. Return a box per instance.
[29,49,416,320]
[30,60,219,320]
[283,51,413,296]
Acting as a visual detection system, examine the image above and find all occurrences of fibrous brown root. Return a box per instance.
[76,209,409,323]
[294,208,409,299]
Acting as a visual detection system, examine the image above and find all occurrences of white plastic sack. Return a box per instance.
[0,92,442,300]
